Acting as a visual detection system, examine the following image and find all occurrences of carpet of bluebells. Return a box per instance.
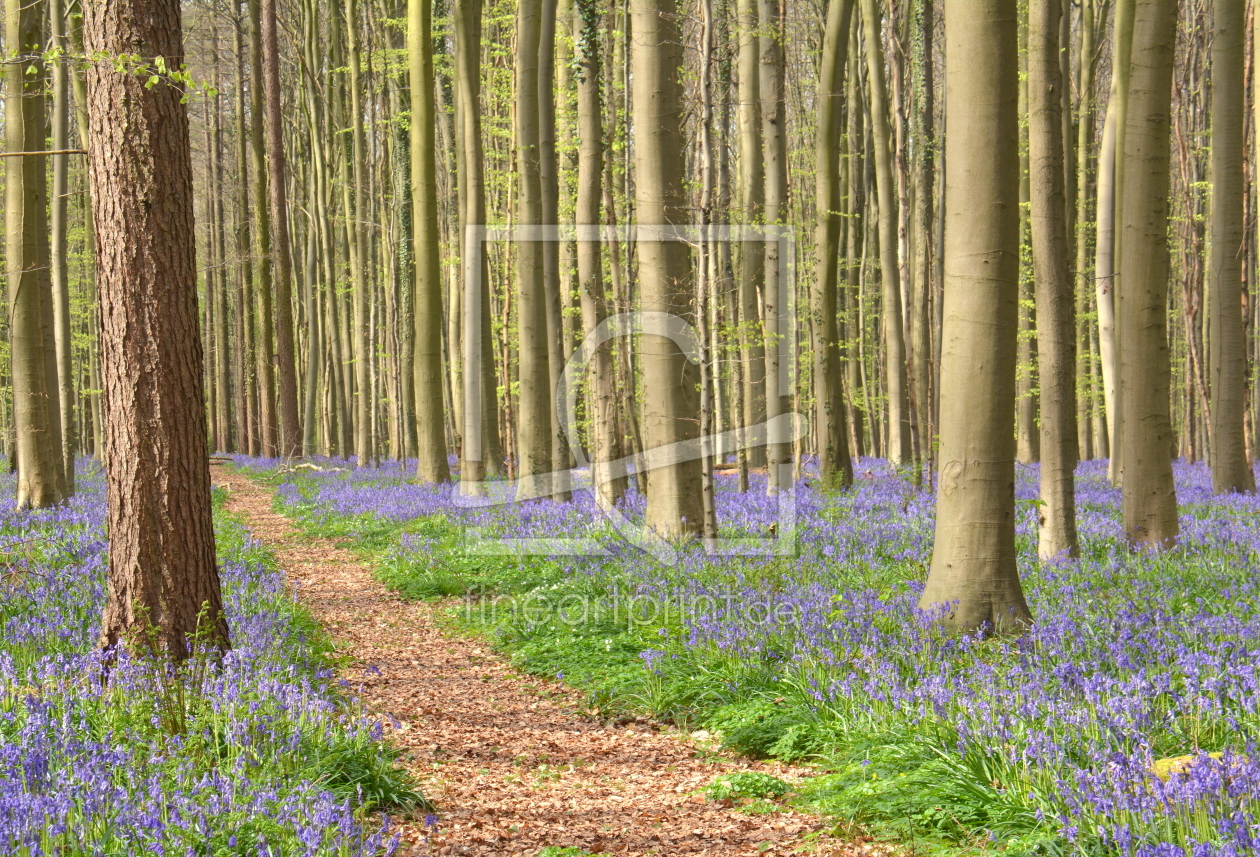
[249,454,1260,856]
[0,460,402,856]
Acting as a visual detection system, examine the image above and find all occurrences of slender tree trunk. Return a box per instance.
[758,0,790,495]
[921,0,1031,633]
[346,0,374,466]
[1016,16,1039,466]
[1105,0,1135,483]
[408,0,452,481]
[813,0,856,489]
[51,0,75,489]
[735,0,765,473]
[539,0,571,499]
[859,0,911,464]
[1029,0,1080,558]
[1119,0,1179,547]
[8,0,67,509]
[87,0,229,658]
[232,7,258,457]
[247,0,278,456]
[1210,0,1255,493]
[1074,0,1098,461]
[632,0,702,537]
[260,0,302,457]
[515,0,552,497]
[573,0,624,509]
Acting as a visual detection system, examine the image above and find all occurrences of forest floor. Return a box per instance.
[212,463,877,857]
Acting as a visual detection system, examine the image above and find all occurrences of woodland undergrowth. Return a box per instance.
[255,455,1260,857]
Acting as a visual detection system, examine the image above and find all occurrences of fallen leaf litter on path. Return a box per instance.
[214,465,886,857]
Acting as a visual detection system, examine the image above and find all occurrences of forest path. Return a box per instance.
[213,464,863,857]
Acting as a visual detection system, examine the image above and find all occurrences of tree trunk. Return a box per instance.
[1118,0,1179,547]
[1209,0,1255,493]
[87,0,229,658]
[632,0,703,537]
[921,0,1031,633]
[247,0,278,456]
[50,0,76,489]
[1029,0,1080,558]
[260,0,302,458]
[734,0,765,473]
[346,0,374,466]
[7,0,67,509]
[759,0,790,495]
[410,0,452,482]
[859,0,911,465]
[515,0,552,497]
[813,0,856,489]
[232,8,258,457]
[573,0,624,509]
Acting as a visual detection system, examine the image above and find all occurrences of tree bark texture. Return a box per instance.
[1209,0,1255,494]
[86,0,230,657]
[7,0,68,509]
[1118,0,1179,547]
[812,0,856,489]
[921,0,1032,633]
[632,0,703,537]
[1029,0,1080,558]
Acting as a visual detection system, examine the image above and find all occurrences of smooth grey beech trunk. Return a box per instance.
[7,0,68,509]
[812,0,856,489]
[921,0,1031,634]
[858,0,911,465]
[1208,0,1255,495]
[410,0,451,484]
[1118,0,1178,547]
[572,0,624,510]
[1029,0,1080,559]
[514,0,552,498]
[631,0,703,538]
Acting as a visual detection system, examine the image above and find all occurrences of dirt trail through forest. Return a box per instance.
[213,464,874,856]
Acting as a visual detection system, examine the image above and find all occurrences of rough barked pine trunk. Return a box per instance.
[261,0,302,458]
[920,0,1032,633]
[573,0,624,509]
[409,0,451,483]
[87,0,230,657]
[7,0,68,509]
[632,0,703,538]
[1118,0,1179,547]
[1209,0,1255,493]
[812,0,856,489]
[515,0,552,498]
[1029,0,1080,558]
[454,0,504,484]
[858,0,912,465]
